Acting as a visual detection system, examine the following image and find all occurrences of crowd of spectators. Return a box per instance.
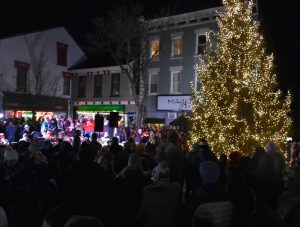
[0,116,300,227]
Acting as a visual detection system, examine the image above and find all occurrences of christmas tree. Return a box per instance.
[190,0,291,156]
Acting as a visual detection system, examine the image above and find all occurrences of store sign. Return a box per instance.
[157,95,191,111]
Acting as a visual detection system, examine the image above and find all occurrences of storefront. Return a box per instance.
[74,104,136,127]
[2,92,68,120]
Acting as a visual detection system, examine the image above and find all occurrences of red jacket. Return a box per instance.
[83,120,95,132]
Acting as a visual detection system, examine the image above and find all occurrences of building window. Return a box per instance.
[57,42,68,66]
[111,73,120,97]
[62,72,71,95]
[63,78,70,95]
[171,71,181,93]
[171,36,182,57]
[149,73,158,94]
[15,61,29,93]
[78,76,86,98]
[94,75,102,97]
[196,34,207,55]
[150,38,159,60]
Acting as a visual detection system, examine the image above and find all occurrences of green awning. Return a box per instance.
[77,105,125,113]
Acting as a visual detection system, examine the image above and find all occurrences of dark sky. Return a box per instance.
[0,0,299,91]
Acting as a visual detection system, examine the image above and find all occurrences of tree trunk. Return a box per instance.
[135,104,145,128]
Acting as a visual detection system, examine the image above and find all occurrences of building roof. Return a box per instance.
[68,53,118,70]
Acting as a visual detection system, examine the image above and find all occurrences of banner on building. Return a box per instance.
[157,95,191,111]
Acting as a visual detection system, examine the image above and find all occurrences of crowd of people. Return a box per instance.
[0,114,300,227]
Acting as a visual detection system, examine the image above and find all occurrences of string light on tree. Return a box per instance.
[189,0,291,156]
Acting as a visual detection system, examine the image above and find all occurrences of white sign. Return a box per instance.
[168,112,177,119]
[157,95,191,111]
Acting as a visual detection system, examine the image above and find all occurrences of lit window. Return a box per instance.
[149,73,158,94]
[171,72,181,93]
[196,34,207,55]
[172,36,182,57]
[150,38,159,59]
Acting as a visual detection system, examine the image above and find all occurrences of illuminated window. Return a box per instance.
[150,38,159,60]
[171,36,182,57]
[149,73,158,94]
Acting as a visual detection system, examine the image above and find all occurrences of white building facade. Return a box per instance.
[0,27,86,119]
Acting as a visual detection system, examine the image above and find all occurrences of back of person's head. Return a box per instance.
[136,143,146,154]
[43,202,86,227]
[258,152,279,175]
[199,138,208,145]
[128,153,140,168]
[111,137,119,145]
[92,132,98,141]
[199,161,220,185]
[0,206,8,227]
[265,142,279,154]
[64,215,104,227]
[228,151,241,167]
[168,130,179,143]
[78,142,93,161]
[152,161,170,183]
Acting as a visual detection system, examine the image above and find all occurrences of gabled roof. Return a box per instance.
[68,53,118,70]
[0,26,64,40]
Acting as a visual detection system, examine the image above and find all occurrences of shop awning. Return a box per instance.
[77,105,125,113]
[3,92,68,112]
[143,118,165,124]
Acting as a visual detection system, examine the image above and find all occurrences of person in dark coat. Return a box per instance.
[62,142,113,226]
[94,112,104,133]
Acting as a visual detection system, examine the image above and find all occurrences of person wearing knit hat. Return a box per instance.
[151,161,170,186]
[199,161,220,185]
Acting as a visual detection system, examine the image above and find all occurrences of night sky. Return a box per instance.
[0,0,299,92]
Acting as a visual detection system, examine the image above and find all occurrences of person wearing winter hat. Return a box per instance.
[151,161,170,185]
[139,161,180,227]
[188,161,231,227]
[199,161,220,185]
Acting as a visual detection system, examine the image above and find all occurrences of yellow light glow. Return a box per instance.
[189,0,291,158]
